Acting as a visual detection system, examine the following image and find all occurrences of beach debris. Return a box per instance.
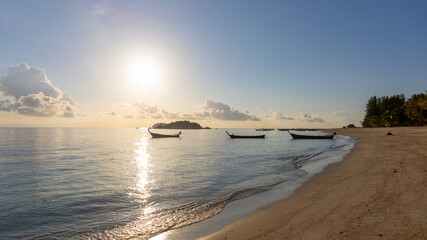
[393,169,398,173]
[293,159,302,168]
[386,132,393,135]
[378,233,383,237]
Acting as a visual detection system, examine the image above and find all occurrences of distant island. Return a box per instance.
[152,120,211,129]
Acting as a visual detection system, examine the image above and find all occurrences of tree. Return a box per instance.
[378,94,406,127]
[405,91,427,126]
[362,94,406,127]
[362,96,381,127]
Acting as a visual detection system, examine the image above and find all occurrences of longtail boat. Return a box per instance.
[148,128,181,138]
[226,131,265,139]
[287,130,333,139]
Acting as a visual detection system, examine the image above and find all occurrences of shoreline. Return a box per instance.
[151,133,355,240]
[201,127,427,240]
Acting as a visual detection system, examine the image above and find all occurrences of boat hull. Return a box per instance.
[148,129,181,138]
[288,131,333,139]
[226,131,265,139]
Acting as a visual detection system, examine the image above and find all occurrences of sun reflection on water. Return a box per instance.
[130,132,155,214]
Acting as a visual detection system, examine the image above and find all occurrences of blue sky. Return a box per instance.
[0,0,426,127]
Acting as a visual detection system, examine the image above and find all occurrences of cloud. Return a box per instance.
[0,63,75,117]
[161,110,180,119]
[300,113,324,122]
[63,112,75,118]
[133,102,160,115]
[132,100,260,121]
[143,105,159,114]
[0,99,13,111]
[151,113,163,119]
[123,115,134,119]
[138,113,147,119]
[92,4,110,16]
[272,112,295,120]
[332,111,353,116]
[201,100,260,121]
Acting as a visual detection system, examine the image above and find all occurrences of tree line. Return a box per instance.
[362,91,427,127]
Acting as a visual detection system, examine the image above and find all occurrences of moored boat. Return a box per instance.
[287,130,333,139]
[148,128,181,138]
[226,131,265,139]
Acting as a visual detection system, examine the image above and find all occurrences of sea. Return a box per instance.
[0,128,356,239]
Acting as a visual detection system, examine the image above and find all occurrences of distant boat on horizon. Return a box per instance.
[226,131,265,139]
[255,128,275,131]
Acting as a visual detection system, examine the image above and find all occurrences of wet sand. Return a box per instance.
[201,127,427,240]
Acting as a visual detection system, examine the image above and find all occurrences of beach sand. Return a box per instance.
[201,127,427,240]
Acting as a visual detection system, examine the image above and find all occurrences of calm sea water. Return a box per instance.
[0,128,354,239]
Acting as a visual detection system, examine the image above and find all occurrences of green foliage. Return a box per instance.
[405,91,427,125]
[378,94,407,127]
[362,96,381,127]
[362,92,426,127]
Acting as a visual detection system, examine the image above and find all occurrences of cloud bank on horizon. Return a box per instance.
[0,63,75,118]
[133,99,260,121]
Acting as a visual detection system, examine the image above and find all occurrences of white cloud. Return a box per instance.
[123,115,134,119]
[300,113,324,122]
[0,63,75,117]
[201,100,260,121]
[272,112,295,120]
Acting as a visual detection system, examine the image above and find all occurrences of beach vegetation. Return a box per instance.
[405,91,427,126]
[362,96,382,127]
[362,91,427,127]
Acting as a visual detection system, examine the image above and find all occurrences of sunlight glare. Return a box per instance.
[125,57,163,89]
[129,132,155,214]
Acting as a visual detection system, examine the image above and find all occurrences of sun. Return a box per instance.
[125,57,163,88]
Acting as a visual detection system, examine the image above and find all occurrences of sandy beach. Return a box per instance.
[202,127,427,240]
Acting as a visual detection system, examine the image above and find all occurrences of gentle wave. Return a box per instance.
[86,138,355,240]
[0,128,355,239]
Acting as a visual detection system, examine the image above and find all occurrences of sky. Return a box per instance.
[0,0,426,128]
